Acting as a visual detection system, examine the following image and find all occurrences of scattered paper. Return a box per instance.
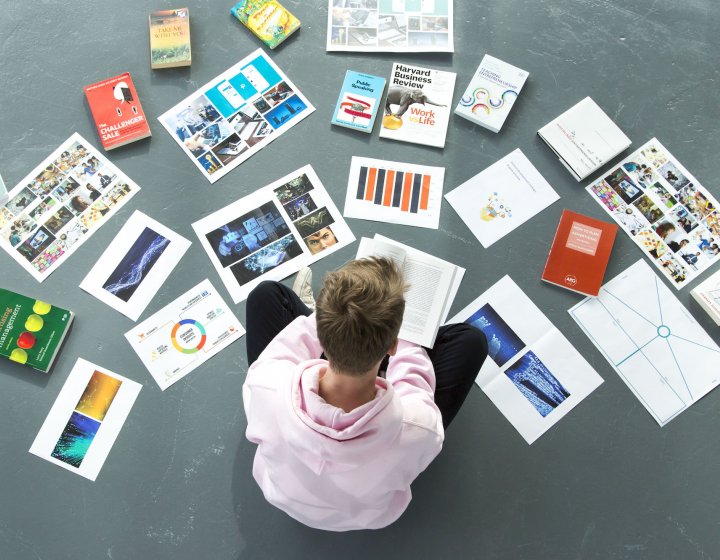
[0,133,140,281]
[80,211,191,321]
[192,165,355,303]
[445,149,559,248]
[29,358,142,481]
[448,275,603,444]
[158,49,315,183]
[125,279,244,390]
[326,0,454,53]
[586,138,720,289]
[569,259,720,426]
[343,157,444,229]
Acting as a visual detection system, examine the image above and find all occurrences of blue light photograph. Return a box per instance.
[505,351,570,417]
[465,303,525,367]
[51,411,101,468]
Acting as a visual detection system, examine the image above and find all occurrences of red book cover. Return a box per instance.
[84,73,151,150]
[542,209,618,296]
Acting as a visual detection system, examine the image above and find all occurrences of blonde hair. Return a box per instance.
[316,257,406,375]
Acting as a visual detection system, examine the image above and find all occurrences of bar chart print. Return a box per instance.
[344,157,444,229]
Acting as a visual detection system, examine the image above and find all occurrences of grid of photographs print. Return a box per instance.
[50,371,122,468]
[162,54,308,177]
[329,0,450,49]
[0,140,135,274]
[589,141,720,287]
[356,164,432,213]
[274,173,340,257]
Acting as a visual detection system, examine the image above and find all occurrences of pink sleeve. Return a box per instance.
[385,339,436,396]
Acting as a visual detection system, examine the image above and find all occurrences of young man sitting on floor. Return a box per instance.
[243,258,488,531]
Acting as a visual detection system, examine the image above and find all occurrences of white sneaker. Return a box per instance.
[292,267,315,311]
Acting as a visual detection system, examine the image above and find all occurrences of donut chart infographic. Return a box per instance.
[170,319,207,354]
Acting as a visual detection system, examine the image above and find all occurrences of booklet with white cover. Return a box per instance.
[444,149,559,248]
[538,97,631,181]
[356,234,464,347]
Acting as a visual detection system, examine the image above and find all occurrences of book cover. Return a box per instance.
[379,62,456,148]
[691,269,720,325]
[231,0,300,50]
[537,97,631,181]
[454,54,528,133]
[0,288,74,372]
[84,73,152,150]
[542,209,618,297]
[331,70,386,133]
[149,8,191,68]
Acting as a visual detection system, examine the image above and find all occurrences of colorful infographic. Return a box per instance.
[29,358,142,481]
[125,279,244,390]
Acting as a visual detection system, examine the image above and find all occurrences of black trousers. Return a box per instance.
[246,281,488,429]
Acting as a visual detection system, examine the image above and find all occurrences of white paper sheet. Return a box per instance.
[79,211,191,321]
[29,358,142,481]
[343,157,444,229]
[586,138,720,289]
[569,259,720,426]
[326,0,454,53]
[448,276,603,444]
[0,133,140,281]
[125,279,244,390]
[192,165,356,303]
[444,149,559,248]
[158,49,315,184]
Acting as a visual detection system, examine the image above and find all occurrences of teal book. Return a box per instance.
[0,288,74,372]
[331,70,386,134]
[230,0,301,50]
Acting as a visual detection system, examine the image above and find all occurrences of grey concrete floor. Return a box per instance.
[0,1,719,559]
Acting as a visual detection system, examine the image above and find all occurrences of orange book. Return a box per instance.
[542,210,618,296]
[84,73,151,150]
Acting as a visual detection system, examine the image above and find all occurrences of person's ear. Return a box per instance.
[388,339,399,356]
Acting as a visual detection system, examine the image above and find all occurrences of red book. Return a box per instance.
[84,73,151,150]
[542,209,618,296]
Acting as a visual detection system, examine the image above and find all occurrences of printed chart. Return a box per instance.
[125,279,244,390]
[570,259,720,426]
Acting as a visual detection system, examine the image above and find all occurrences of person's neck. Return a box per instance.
[318,364,379,413]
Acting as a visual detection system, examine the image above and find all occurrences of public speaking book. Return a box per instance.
[0,288,74,373]
[380,62,456,149]
[331,70,386,134]
[542,209,618,297]
[84,73,152,150]
[537,97,631,181]
[691,269,720,326]
[356,234,464,347]
[149,8,192,68]
[454,54,529,133]
[230,0,300,50]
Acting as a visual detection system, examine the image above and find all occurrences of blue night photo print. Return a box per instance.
[465,303,525,367]
[51,411,101,468]
[102,227,170,302]
[505,351,570,417]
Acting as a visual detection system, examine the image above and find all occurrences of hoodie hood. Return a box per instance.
[276,361,403,475]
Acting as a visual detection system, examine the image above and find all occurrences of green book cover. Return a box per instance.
[0,288,74,373]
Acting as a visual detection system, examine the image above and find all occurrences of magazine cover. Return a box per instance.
[0,133,140,282]
[0,288,74,373]
[84,72,151,150]
[327,0,454,53]
[158,49,315,184]
[192,165,355,302]
[149,8,191,68]
[231,0,301,49]
[331,70,386,133]
[586,138,720,288]
[379,62,455,148]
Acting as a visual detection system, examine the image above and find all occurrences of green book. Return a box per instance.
[0,288,74,372]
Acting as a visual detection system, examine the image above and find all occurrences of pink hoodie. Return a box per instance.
[243,314,444,531]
